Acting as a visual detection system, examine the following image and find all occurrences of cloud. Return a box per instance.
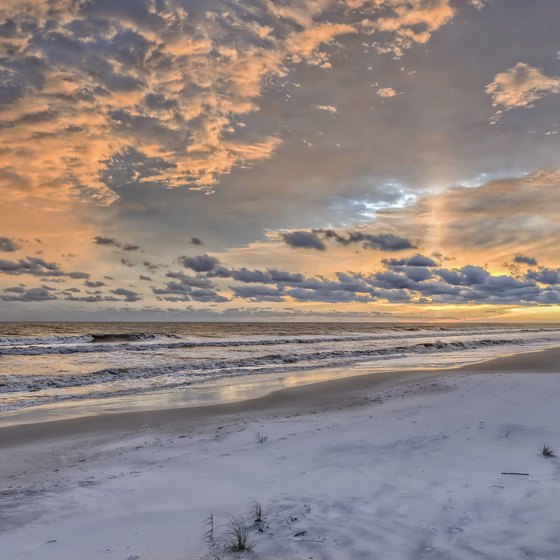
[0,0,460,206]
[0,256,89,278]
[286,22,356,67]
[319,229,415,251]
[143,261,159,271]
[152,270,228,302]
[231,284,286,302]
[0,285,57,302]
[94,236,140,251]
[281,228,414,252]
[282,231,326,251]
[221,257,560,306]
[469,0,485,10]
[64,294,119,303]
[0,237,20,252]
[190,237,203,246]
[84,280,106,288]
[486,62,560,110]
[228,268,305,284]
[359,0,455,57]
[66,271,90,280]
[436,265,488,286]
[94,236,120,247]
[372,170,560,264]
[225,265,379,303]
[526,268,560,285]
[383,254,438,267]
[179,254,221,272]
[514,254,538,266]
[163,271,216,289]
[111,288,142,302]
[377,87,397,98]
[313,105,338,113]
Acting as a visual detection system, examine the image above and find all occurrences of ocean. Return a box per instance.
[1,322,560,415]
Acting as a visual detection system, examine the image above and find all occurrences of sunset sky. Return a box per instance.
[1,0,559,321]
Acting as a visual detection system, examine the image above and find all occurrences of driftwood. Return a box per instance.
[501,472,529,476]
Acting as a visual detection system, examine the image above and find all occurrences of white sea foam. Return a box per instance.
[0,324,559,412]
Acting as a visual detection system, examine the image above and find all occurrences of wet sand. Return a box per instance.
[2,346,560,449]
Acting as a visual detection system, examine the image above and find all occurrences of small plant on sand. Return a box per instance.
[541,444,556,458]
[251,501,268,533]
[203,512,215,544]
[225,515,254,552]
[254,432,268,444]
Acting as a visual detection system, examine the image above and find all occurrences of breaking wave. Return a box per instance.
[1,323,560,412]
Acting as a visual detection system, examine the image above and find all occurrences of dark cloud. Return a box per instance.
[139,274,152,281]
[0,285,57,302]
[94,236,120,246]
[281,228,415,254]
[94,236,141,252]
[190,237,203,246]
[286,288,375,303]
[527,268,560,285]
[383,254,438,267]
[0,237,20,252]
[403,267,433,282]
[282,231,326,251]
[0,256,60,276]
[231,268,305,284]
[514,254,538,266]
[120,258,135,267]
[143,261,159,271]
[188,289,230,303]
[67,271,90,279]
[163,271,216,289]
[84,280,106,288]
[319,230,415,252]
[436,265,487,286]
[111,288,142,302]
[224,259,560,306]
[231,285,286,302]
[179,254,221,273]
[152,270,228,302]
[65,294,119,302]
[228,267,378,303]
[0,256,88,279]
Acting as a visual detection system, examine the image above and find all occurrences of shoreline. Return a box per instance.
[2,345,560,449]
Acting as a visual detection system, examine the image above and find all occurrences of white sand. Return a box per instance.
[2,352,560,559]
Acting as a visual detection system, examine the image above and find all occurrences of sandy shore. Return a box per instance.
[2,347,560,559]
[3,347,560,449]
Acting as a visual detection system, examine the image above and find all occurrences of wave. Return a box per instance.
[1,327,557,356]
[89,333,160,343]
[0,332,162,349]
[0,336,535,395]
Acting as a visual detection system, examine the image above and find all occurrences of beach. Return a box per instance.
[2,347,560,559]
[2,0,559,557]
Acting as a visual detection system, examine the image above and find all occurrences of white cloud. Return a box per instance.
[469,0,486,10]
[377,87,398,98]
[486,62,560,110]
[313,104,338,113]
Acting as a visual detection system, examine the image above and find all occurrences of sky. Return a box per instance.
[0,0,559,322]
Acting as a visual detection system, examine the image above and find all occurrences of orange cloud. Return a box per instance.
[0,0,460,206]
